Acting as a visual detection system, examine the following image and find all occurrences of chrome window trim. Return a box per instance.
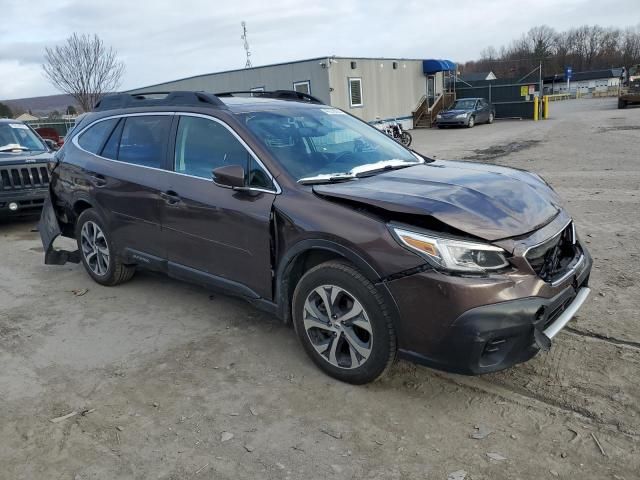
[71,111,281,195]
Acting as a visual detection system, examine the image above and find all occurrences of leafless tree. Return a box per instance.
[42,33,125,112]
[462,24,640,78]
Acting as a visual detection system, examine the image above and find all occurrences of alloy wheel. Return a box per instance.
[80,221,110,276]
[302,285,373,369]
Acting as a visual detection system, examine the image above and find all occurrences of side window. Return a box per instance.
[293,81,311,95]
[174,116,251,180]
[100,118,124,159]
[349,78,363,107]
[118,116,171,168]
[247,156,274,190]
[77,118,118,154]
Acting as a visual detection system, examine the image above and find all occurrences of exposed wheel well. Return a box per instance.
[59,199,93,237]
[73,200,93,216]
[278,249,350,324]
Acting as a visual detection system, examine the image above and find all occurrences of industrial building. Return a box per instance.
[544,68,623,94]
[127,56,456,129]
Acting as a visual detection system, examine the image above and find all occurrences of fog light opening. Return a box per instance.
[8,202,19,211]
[483,337,507,355]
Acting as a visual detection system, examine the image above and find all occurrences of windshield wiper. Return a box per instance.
[298,159,423,185]
[353,163,418,177]
[298,173,355,185]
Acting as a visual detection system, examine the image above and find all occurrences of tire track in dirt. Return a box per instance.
[565,327,640,350]
[422,331,640,439]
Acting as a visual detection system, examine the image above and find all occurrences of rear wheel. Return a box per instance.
[292,261,396,384]
[400,131,412,147]
[75,209,135,286]
[618,98,627,109]
[467,116,475,128]
[487,112,494,124]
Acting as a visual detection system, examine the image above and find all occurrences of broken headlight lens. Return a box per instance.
[391,227,509,272]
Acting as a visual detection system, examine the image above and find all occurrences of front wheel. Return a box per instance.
[618,98,627,109]
[400,131,412,147]
[487,112,494,124]
[467,116,475,128]
[292,261,397,384]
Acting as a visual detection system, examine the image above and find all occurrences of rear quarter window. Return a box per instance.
[77,119,118,154]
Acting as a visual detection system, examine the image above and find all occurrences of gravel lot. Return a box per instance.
[1,98,639,480]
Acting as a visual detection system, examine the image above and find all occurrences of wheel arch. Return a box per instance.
[275,239,382,324]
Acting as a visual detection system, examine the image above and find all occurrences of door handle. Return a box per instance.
[161,190,181,205]
[89,173,107,187]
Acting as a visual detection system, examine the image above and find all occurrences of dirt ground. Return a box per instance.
[1,98,639,480]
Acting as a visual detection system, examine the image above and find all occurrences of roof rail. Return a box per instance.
[94,91,227,111]
[215,90,324,105]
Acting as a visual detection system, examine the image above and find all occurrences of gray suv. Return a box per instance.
[0,119,53,216]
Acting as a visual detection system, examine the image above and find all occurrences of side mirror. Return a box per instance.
[212,164,246,189]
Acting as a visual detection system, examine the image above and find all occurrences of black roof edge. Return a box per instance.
[94,90,325,112]
[94,91,227,112]
[215,90,325,105]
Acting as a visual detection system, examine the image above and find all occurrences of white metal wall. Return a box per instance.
[327,58,437,129]
[128,59,332,104]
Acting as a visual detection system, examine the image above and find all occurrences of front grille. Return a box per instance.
[0,164,50,190]
[525,222,579,282]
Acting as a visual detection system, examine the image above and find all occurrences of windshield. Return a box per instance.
[0,123,47,152]
[451,99,477,110]
[238,107,421,181]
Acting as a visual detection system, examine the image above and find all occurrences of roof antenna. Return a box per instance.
[241,21,252,68]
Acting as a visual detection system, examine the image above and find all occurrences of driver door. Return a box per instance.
[161,114,277,300]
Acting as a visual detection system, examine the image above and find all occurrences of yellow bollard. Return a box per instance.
[533,96,539,121]
[543,95,549,119]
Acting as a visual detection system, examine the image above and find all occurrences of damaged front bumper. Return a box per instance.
[385,246,592,375]
[39,193,80,265]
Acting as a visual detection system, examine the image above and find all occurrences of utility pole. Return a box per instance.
[241,21,252,68]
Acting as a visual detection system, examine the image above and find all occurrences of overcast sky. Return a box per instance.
[1,0,638,100]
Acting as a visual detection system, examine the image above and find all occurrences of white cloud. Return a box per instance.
[1,0,638,99]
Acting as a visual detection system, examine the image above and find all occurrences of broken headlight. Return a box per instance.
[391,227,509,273]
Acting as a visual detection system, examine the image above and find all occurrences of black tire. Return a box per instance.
[75,209,135,286]
[487,112,494,124]
[618,98,627,109]
[400,131,412,147]
[292,261,396,384]
[467,115,475,128]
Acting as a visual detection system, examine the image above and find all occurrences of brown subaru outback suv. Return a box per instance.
[40,91,592,384]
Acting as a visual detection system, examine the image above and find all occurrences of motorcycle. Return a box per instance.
[376,118,412,147]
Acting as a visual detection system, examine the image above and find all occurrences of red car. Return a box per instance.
[35,127,64,148]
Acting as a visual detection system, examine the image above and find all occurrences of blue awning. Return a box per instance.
[423,59,456,75]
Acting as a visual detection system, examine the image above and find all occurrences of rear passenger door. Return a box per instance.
[161,114,277,300]
[76,114,173,261]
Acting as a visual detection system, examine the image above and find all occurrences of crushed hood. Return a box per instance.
[313,160,562,241]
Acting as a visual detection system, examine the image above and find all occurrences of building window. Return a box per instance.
[348,78,363,107]
[293,80,311,95]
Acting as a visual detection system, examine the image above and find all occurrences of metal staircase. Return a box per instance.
[412,92,456,128]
